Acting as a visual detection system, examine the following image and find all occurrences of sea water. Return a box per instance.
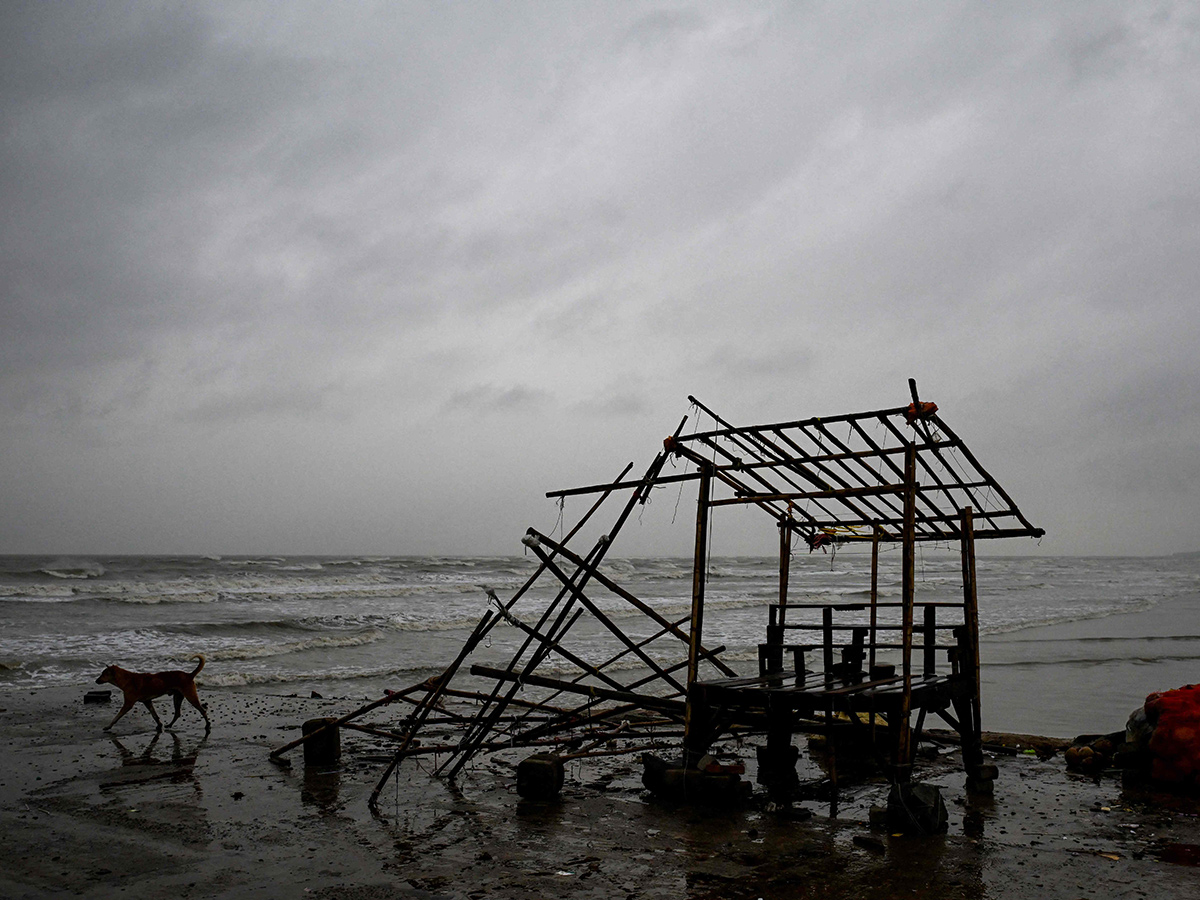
[1,552,1197,737]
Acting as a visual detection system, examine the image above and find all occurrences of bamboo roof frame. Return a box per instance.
[549,384,1043,547]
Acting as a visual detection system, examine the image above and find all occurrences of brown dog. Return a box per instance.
[95,654,211,732]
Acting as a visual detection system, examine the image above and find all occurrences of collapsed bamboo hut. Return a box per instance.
[271,380,1043,809]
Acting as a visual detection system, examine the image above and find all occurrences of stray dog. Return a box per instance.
[95,654,211,732]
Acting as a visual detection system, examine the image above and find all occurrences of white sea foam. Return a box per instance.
[199,661,425,688]
[203,630,383,661]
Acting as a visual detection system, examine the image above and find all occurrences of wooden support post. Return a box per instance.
[923,604,937,677]
[685,463,712,688]
[896,443,917,779]
[869,523,880,673]
[683,463,713,759]
[960,506,985,776]
[271,677,432,762]
[764,515,791,674]
[848,627,866,678]
[302,717,340,767]
[822,606,835,679]
[763,698,799,803]
[778,515,791,627]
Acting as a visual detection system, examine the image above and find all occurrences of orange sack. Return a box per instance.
[1145,684,1200,788]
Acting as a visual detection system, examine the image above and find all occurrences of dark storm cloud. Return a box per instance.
[1,1,1198,555]
[444,384,551,415]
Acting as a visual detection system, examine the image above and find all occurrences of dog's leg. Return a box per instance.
[183,685,211,732]
[105,699,136,731]
[167,691,184,729]
[142,699,164,731]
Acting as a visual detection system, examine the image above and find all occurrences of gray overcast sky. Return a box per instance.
[2,1,1198,557]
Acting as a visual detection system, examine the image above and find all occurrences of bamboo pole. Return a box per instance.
[960,506,981,739]
[526,528,738,677]
[522,541,686,693]
[368,608,500,808]
[778,514,791,628]
[372,458,632,776]
[492,605,632,692]
[498,615,701,736]
[685,463,712,690]
[869,523,880,672]
[442,429,685,779]
[682,462,712,751]
[470,664,686,715]
[896,443,917,777]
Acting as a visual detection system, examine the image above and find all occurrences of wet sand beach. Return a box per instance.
[4,684,1200,899]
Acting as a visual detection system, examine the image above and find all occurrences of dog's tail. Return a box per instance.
[190,654,206,677]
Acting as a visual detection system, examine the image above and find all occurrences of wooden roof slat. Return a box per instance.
[545,390,1043,542]
[783,421,905,526]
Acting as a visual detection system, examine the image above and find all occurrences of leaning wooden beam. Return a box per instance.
[526,527,738,677]
[897,443,917,778]
[408,456,637,769]
[522,540,687,694]
[470,664,687,716]
[446,464,650,778]
[547,470,699,499]
[491,604,631,694]
[368,607,501,807]
[497,619,693,736]
[441,579,593,776]
[442,429,687,779]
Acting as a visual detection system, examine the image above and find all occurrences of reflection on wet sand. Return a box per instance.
[101,731,207,793]
[301,767,341,810]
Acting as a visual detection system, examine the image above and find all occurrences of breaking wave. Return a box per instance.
[39,558,106,579]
